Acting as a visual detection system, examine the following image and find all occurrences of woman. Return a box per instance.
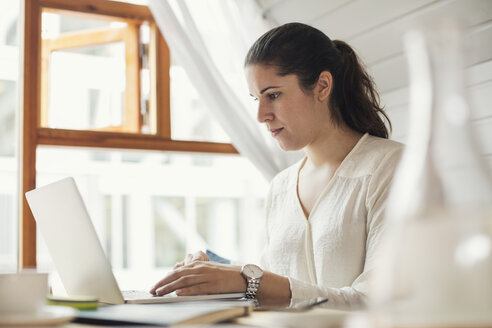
[150,22,403,309]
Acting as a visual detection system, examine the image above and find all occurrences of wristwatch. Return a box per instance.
[240,264,263,305]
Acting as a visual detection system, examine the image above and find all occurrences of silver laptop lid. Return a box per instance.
[26,177,124,304]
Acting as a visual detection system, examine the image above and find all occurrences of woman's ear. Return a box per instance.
[316,71,333,102]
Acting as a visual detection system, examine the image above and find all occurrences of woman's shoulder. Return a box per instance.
[339,134,404,178]
[363,134,404,153]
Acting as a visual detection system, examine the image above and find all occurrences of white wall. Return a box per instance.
[259,0,492,169]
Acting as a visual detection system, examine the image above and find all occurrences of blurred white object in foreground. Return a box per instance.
[371,19,492,327]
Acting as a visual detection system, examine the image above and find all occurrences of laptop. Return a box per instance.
[25,177,244,304]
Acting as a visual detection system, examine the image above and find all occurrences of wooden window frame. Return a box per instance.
[20,0,237,269]
[41,26,141,133]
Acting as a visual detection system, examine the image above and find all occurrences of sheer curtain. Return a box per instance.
[148,0,302,181]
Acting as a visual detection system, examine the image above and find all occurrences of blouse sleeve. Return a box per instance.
[287,147,403,309]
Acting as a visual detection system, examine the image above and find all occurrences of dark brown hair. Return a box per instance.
[245,22,391,139]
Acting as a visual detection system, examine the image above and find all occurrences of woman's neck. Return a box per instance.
[304,126,363,169]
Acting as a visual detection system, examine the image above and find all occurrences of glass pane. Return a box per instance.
[170,63,231,143]
[0,81,17,271]
[41,11,151,133]
[196,198,240,260]
[36,147,267,292]
[42,12,117,38]
[0,80,16,156]
[47,42,126,130]
[0,0,18,271]
[153,197,186,267]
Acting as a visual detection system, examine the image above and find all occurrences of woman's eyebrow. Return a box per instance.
[249,86,281,98]
[260,86,280,94]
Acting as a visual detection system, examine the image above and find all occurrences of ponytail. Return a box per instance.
[245,23,391,139]
[332,40,390,139]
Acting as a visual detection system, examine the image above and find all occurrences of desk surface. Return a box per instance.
[62,307,349,328]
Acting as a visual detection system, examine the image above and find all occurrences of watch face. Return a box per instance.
[243,264,263,279]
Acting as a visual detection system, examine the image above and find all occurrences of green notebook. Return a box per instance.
[75,300,252,326]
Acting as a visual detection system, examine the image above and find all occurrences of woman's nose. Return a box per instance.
[257,101,274,123]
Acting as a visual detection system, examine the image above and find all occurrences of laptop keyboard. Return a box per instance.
[122,290,177,300]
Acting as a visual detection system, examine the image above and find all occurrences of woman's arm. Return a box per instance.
[287,276,366,310]
[149,261,291,306]
[148,259,370,309]
[256,270,291,306]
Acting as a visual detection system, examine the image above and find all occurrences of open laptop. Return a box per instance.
[25,177,244,304]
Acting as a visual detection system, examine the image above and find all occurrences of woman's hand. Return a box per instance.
[173,250,210,269]
[149,261,246,296]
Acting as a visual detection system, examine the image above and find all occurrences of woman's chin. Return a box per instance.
[277,142,302,152]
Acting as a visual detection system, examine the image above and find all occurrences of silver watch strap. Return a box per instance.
[245,277,260,299]
[245,277,261,308]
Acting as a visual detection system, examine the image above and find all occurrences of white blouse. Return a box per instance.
[260,133,403,309]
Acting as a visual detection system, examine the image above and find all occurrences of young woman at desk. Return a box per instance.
[150,22,403,309]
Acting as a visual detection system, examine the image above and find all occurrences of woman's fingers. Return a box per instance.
[184,253,194,264]
[151,251,209,294]
[175,281,216,296]
[151,262,244,296]
[173,250,209,270]
[185,251,209,265]
[150,262,207,295]
[155,273,209,296]
[150,269,182,294]
[173,261,184,269]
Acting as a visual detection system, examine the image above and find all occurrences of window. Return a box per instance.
[0,1,19,271]
[19,0,266,281]
[34,147,266,291]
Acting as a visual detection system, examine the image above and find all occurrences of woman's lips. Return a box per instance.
[270,128,283,137]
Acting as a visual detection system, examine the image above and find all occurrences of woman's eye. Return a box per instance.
[268,92,280,100]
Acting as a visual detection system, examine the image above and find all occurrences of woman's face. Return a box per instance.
[245,64,331,151]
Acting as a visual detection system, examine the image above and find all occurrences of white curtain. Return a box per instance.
[148,0,302,181]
